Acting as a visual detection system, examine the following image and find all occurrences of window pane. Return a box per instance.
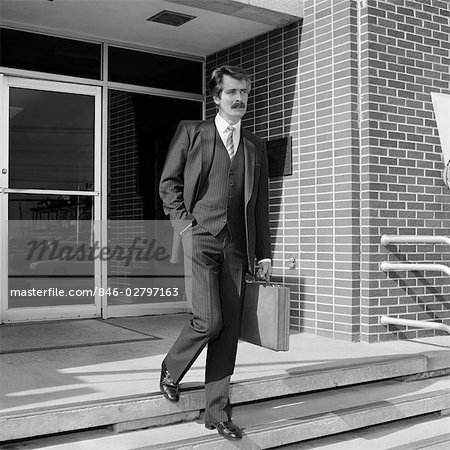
[108,47,203,94]
[108,91,202,307]
[108,90,202,220]
[8,195,94,308]
[8,193,93,221]
[106,220,186,306]
[9,88,95,191]
[0,28,101,79]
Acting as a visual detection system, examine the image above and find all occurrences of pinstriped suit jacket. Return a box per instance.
[159,119,272,272]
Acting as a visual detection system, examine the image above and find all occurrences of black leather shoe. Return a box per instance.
[205,421,243,440]
[159,363,180,402]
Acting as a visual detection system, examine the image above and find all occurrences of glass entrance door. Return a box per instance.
[0,77,101,322]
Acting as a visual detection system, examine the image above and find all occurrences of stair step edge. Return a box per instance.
[149,390,450,450]
[0,355,431,442]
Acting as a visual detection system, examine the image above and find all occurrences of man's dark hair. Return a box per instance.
[209,65,251,98]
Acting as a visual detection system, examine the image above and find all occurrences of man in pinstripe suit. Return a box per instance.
[159,65,272,441]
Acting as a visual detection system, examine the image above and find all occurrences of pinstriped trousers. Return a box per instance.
[163,224,247,423]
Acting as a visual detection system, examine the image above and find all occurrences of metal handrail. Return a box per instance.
[380,235,450,335]
[381,261,450,277]
[381,235,450,246]
[380,315,450,334]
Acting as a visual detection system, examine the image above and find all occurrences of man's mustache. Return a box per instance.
[232,102,246,109]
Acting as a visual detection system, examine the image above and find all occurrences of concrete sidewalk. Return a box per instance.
[1,314,449,417]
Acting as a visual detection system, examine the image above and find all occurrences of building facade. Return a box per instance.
[0,0,449,343]
[207,0,450,342]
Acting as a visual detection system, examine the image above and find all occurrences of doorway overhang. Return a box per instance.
[165,0,304,27]
[0,0,303,57]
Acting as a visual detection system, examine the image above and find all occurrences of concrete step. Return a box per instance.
[132,376,450,449]
[275,413,450,449]
[3,376,448,450]
[0,354,430,441]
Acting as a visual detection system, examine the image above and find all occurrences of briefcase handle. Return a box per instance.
[247,274,274,287]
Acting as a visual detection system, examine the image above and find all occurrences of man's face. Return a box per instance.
[214,74,249,124]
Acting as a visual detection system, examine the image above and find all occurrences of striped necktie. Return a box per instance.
[225,125,235,159]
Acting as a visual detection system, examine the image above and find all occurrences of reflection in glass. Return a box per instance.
[8,195,94,308]
[9,88,94,191]
[9,194,93,221]
[107,220,186,306]
[108,91,202,221]
[108,91,202,306]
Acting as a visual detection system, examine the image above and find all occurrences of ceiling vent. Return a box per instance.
[147,10,196,27]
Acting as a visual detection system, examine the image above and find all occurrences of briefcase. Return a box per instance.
[240,281,290,351]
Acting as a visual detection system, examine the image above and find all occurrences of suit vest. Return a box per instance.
[192,130,245,238]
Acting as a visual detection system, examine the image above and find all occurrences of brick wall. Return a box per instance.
[360,0,450,342]
[207,1,362,342]
[297,1,361,342]
[206,22,305,334]
[206,0,450,342]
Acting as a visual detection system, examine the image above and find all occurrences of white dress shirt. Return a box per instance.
[215,113,241,153]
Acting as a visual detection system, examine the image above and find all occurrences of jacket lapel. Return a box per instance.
[242,128,255,206]
[198,119,216,197]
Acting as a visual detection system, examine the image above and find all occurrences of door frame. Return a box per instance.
[0,76,102,323]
